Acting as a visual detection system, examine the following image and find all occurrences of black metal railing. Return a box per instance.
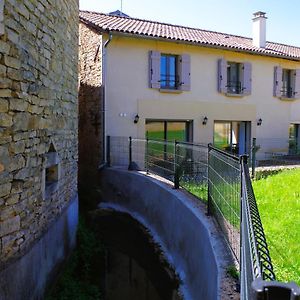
[106,136,300,300]
[227,81,242,94]
[281,86,294,98]
[160,74,179,89]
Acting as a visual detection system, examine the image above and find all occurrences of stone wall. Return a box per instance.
[78,22,103,208]
[0,0,78,269]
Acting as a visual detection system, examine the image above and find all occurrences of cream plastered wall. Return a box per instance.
[104,33,300,146]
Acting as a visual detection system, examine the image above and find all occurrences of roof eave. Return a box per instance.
[80,19,300,62]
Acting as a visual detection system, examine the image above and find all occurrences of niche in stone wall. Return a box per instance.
[42,142,60,199]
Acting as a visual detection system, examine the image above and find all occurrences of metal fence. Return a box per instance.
[106,136,300,300]
[208,145,241,261]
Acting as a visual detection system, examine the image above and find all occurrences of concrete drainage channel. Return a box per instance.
[98,168,238,300]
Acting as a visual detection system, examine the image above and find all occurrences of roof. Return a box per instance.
[79,10,300,61]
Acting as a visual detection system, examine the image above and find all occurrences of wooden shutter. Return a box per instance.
[242,62,252,95]
[218,59,227,93]
[149,50,161,89]
[293,69,300,99]
[273,66,283,97]
[179,54,191,91]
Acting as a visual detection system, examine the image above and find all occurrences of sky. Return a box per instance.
[79,0,300,47]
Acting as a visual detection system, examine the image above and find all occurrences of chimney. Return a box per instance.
[252,11,267,48]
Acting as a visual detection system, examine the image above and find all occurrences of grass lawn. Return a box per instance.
[252,169,300,284]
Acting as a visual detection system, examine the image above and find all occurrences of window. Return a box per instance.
[282,69,293,98]
[289,124,300,154]
[145,120,193,142]
[160,54,178,89]
[227,62,243,94]
[218,59,252,96]
[214,121,251,155]
[274,67,300,99]
[149,51,191,91]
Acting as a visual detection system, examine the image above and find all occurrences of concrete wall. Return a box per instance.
[0,196,78,300]
[98,168,228,300]
[0,0,79,298]
[99,33,300,156]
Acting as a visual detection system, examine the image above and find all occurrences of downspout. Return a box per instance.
[101,33,112,167]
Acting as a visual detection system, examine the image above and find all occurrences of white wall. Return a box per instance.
[104,33,300,152]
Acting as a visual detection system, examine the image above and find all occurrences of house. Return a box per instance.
[79,10,300,164]
[0,1,78,299]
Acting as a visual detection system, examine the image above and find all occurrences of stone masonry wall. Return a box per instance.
[78,22,103,207]
[0,0,78,266]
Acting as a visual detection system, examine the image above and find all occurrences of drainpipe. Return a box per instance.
[102,33,112,166]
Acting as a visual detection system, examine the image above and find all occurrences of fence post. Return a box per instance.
[146,137,149,174]
[106,135,111,167]
[251,138,256,179]
[174,140,179,189]
[128,136,132,170]
[207,143,212,216]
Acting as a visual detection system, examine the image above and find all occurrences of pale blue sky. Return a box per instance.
[79,0,300,47]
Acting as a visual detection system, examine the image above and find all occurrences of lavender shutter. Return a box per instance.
[218,59,227,93]
[149,50,161,89]
[293,69,300,99]
[179,54,191,91]
[242,62,252,95]
[273,66,283,97]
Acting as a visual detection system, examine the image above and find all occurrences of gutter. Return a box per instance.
[96,27,300,62]
[102,33,113,166]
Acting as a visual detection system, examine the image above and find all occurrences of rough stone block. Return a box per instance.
[4,56,21,70]
[0,113,13,127]
[0,99,8,112]
[0,216,21,237]
[0,89,12,98]
[0,182,11,198]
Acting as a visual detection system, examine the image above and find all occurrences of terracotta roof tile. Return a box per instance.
[80,11,300,60]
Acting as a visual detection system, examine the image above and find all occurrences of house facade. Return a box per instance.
[79,11,300,161]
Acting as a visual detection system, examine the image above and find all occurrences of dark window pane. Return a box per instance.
[166,122,186,141]
[214,122,231,150]
[160,54,177,89]
[146,122,165,140]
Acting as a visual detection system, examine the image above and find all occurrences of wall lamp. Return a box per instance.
[257,118,262,126]
[202,116,208,125]
[134,114,140,124]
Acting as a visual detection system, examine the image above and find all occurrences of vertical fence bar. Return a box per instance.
[146,137,149,174]
[252,138,256,179]
[106,135,111,167]
[128,136,132,170]
[207,143,212,216]
[174,140,179,189]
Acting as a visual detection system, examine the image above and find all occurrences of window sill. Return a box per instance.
[279,96,296,101]
[159,88,183,94]
[225,93,245,98]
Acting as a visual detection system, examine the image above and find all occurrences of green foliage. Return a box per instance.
[253,169,300,284]
[181,180,208,202]
[227,265,239,280]
[46,217,103,300]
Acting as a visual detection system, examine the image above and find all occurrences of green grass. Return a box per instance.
[181,180,208,201]
[252,169,300,284]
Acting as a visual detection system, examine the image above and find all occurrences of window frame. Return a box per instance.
[227,62,243,94]
[281,68,294,98]
[160,53,179,90]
